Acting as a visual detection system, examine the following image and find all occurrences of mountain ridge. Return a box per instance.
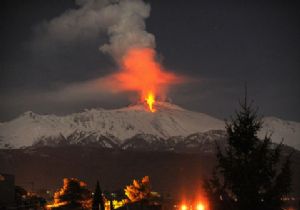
[0,102,299,150]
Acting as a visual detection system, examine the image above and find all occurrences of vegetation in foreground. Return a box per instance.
[204,95,293,210]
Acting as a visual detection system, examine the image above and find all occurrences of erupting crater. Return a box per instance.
[104,47,185,113]
[145,92,156,112]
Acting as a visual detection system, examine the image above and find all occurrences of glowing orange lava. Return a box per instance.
[107,47,184,112]
[145,92,156,112]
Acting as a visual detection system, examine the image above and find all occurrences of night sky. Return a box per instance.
[1,0,299,121]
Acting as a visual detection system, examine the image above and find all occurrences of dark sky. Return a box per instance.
[1,0,299,121]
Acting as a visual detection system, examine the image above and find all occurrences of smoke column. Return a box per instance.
[37,0,185,111]
[99,0,184,110]
[100,0,155,61]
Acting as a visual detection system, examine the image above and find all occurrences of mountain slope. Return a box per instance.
[0,102,299,150]
[259,117,300,150]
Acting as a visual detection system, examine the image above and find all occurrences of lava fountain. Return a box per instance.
[145,92,155,112]
[110,47,184,112]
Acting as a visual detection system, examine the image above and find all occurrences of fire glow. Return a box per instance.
[145,92,156,112]
[108,48,184,112]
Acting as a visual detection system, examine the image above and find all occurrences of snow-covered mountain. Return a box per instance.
[0,102,299,150]
[259,117,300,150]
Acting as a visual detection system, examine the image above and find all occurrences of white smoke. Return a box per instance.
[35,0,155,61]
[99,0,155,61]
[14,0,158,115]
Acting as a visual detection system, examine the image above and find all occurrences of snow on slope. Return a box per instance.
[0,102,224,148]
[0,102,299,150]
[259,117,300,150]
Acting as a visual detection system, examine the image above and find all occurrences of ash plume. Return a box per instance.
[27,0,185,111]
[34,0,155,60]
[99,0,156,62]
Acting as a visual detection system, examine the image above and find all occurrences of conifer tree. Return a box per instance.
[92,181,105,210]
[204,91,292,210]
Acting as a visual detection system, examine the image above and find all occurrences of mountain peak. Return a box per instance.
[119,101,185,112]
[0,103,299,150]
[22,111,37,117]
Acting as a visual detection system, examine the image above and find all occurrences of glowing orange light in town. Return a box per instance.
[196,203,205,210]
[181,204,188,210]
[107,48,184,112]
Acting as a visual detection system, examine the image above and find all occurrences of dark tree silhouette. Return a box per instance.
[110,199,114,210]
[204,92,292,210]
[92,180,105,210]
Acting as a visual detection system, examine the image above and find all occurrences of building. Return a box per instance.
[0,173,15,206]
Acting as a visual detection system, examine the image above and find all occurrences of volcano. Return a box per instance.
[1,102,300,198]
[0,102,299,151]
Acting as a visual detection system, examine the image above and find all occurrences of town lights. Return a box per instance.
[179,201,206,210]
[196,203,205,210]
[181,204,188,210]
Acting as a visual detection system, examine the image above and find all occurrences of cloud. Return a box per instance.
[29,0,175,103]
[0,77,130,120]
[13,0,156,105]
[34,0,113,44]
[33,0,155,62]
